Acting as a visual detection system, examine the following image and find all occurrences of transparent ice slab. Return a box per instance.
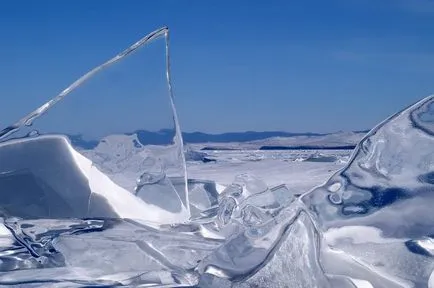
[0,27,189,224]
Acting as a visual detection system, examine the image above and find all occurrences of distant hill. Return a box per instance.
[191,130,366,151]
[182,131,326,143]
[69,129,368,150]
[131,130,329,145]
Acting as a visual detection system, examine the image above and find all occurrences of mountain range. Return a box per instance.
[68,129,369,150]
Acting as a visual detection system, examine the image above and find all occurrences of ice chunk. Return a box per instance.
[217,197,237,228]
[185,147,215,163]
[188,179,219,212]
[233,173,269,198]
[232,212,331,288]
[0,219,209,286]
[215,175,294,230]
[0,27,189,224]
[198,200,302,282]
[302,95,434,286]
[303,152,339,163]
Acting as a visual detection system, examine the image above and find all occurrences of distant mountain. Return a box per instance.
[192,131,366,151]
[258,145,357,150]
[69,129,368,150]
[68,134,100,150]
[182,131,326,143]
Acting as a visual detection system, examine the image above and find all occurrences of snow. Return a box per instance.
[69,139,190,223]
[0,135,189,224]
[187,156,346,193]
[349,278,375,288]
[78,133,353,200]
[188,131,365,151]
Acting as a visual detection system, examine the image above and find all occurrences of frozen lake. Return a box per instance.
[187,149,352,193]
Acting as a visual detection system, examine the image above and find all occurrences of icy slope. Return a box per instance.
[302,95,434,287]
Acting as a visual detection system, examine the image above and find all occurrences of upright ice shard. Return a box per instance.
[0,27,190,224]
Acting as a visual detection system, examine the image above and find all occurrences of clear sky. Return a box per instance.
[1,0,434,135]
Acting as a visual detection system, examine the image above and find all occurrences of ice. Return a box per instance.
[0,219,208,286]
[0,27,190,224]
[0,25,433,286]
[231,212,330,288]
[303,152,340,162]
[185,147,215,163]
[302,95,434,286]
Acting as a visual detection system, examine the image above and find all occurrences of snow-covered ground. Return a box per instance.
[183,132,359,194]
[76,132,357,195]
[188,131,364,150]
[186,149,352,194]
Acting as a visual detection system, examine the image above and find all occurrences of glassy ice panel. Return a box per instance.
[0,27,189,224]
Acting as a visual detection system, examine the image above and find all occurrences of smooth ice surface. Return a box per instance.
[302,95,434,287]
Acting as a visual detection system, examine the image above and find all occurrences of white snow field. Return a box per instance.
[188,130,364,151]
[186,149,350,193]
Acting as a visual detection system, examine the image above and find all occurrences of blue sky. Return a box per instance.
[1,0,434,135]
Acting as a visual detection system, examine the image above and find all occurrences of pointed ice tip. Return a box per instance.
[153,26,169,36]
